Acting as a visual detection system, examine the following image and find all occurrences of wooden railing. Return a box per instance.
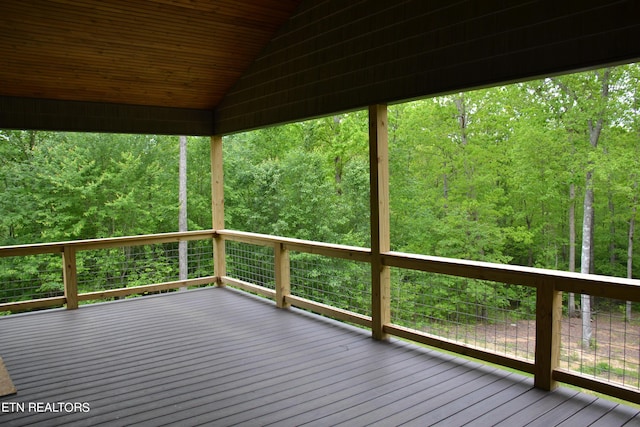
[0,230,217,313]
[218,230,640,404]
[218,229,372,327]
[2,229,640,404]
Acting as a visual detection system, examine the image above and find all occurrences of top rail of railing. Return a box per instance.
[218,229,640,302]
[0,230,217,257]
[3,229,640,301]
[216,229,371,262]
[383,250,640,300]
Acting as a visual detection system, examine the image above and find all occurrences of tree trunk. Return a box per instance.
[580,114,603,348]
[332,115,343,195]
[443,162,448,208]
[590,207,596,275]
[581,175,594,347]
[334,155,343,195]
[568,183,577,317]
[578,70,609,345]
[454,95,469,146]
[606,156,617,268]
[628,192,637,322]
[179,135,188,290]
[526,211,534,267]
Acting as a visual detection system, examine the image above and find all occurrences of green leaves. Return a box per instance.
[2,63,640,312]
[0,132,183,244]
[223,118,370,245]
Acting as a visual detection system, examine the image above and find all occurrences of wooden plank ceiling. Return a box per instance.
[0,0,302,110]
[2,0,639,135]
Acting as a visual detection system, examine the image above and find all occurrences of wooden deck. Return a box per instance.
[1,287,639,426]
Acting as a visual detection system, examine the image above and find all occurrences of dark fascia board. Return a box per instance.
[0,96,214,136]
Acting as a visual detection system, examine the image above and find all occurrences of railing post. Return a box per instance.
[211,134,226,285]
[275,243,291,308]
[369,104,391,340]
[62,246,78,310]
[534,281,562,390]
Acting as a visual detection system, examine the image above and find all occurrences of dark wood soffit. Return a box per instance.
[214,0,640,135]
[0,96,214,136]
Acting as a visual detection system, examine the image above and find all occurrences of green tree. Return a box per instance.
[550,67,620,346]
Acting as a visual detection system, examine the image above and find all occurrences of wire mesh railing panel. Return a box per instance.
[391,268,537,361]
[225,241,275,289]
[0,253,63,305]
[76,240,214,294]
[290,252,371,316]
[560,297,640,390]
[185,239,214,280]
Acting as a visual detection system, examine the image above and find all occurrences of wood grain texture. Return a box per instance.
[0,0,301,110]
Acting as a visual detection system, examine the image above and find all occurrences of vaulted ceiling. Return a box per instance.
[1,0,639,135]
[1,0,301,110]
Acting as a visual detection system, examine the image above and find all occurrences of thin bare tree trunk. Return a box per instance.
[443,162,448,208]
[628,193,637,322]
[609,190,616,267]
[454,95,468,147]
[579,71,609,346]
[179,135,188,290]
[568,183,577,317]
[580,117,603,347]
[581,175,594,347]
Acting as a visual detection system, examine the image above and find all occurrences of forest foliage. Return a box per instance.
[2,64,640,317]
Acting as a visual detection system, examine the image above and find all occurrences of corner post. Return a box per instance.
[274,243,291,308]
[534,281,562,390]
[211,134,226,285]
[63,246,78,309]
[369,104,391,340]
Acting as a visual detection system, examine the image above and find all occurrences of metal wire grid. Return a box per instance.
[184,239,214,279]
[390,268,536,361]
[0,254,63,304]
[76,240,214,293]
[560,299,640,390]
[225,241,275,289]
[289,252,371,316]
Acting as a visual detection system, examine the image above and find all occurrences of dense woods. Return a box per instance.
[2,65,640,319]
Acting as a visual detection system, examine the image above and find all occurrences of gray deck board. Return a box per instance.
[1,287,639,426]
[467,386,554,425]
[590,403,640,427]
[556,398,625,427]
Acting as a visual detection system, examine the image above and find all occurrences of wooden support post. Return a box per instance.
[62,246,78,309]
[534,281,562,390]
[369,104,391,341]
[211,135,226,285]
[274,243,291,308]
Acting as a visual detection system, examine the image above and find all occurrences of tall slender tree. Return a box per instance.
[552,68,613,346]
[179,135,188,290]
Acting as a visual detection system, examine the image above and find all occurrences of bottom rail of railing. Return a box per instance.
[0,276,217,313]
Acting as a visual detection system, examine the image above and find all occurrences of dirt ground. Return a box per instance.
[464,313,640,385]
